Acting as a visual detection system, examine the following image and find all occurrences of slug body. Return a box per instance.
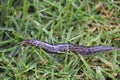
[21,40,119,55]
[21,40,70,53]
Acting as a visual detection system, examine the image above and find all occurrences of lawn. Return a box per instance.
[0,0,120,80]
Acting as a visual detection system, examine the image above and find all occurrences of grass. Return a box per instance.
[0,0,120,80]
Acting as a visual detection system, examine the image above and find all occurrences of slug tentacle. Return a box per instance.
[21,39,119,55]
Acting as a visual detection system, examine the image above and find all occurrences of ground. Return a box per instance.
[0,0,120,80]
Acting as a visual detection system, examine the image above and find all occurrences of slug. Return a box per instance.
[21,39,119,55]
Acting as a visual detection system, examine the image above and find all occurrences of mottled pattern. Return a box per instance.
[69,45,117,55]
[21,40,119,55]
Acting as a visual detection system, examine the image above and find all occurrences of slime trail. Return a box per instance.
[21,39,119,55]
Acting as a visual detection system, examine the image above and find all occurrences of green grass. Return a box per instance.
[0,0,120,80]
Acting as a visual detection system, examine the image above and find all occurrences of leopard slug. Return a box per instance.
[21,39,119,55]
